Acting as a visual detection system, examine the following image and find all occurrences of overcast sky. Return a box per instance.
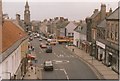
[2,0,119,21]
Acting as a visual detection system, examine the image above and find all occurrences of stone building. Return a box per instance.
[85,4,112,56]
[96,19,106,62]
[105,7,119,73]
[96,7,119,73]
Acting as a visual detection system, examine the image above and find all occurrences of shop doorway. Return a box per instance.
[108,53,112,66]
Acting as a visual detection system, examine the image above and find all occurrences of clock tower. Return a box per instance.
[24,1,30,30]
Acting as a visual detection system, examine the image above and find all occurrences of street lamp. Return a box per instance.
[34,59,38,74]
[91,41,96,64]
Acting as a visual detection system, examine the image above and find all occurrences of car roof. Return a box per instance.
[45,60,52,63]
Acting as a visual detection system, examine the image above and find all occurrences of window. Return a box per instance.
[115,31,118,41]
[72,33,74,36]
[68,33,71,36]
[111,32,112,39]
[107,30,109,38]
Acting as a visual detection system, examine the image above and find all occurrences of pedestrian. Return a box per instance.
[72,48,74,52]
[32,47,34,51]
[31,66,33,70]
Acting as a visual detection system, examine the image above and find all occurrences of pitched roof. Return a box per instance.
[74,22,87,35]
[107,7,119,20]
[91,11,100,19]
[2,20,27,52]
[97,19,106,28]
[65,21,78,29]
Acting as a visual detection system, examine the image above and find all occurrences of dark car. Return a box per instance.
[46,46,52,53]
[43,61,53,71]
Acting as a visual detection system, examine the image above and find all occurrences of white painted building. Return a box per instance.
[73,30,80,47]
[1,46,21,79]
[65,21,77,37]
[73,21,87,48]
[0,20,27,80]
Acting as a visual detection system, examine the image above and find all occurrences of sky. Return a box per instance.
[2,0,119,21]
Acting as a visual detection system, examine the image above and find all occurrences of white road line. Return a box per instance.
[63,69,69,80]
[54,69,59,70]
[59,69,64,71]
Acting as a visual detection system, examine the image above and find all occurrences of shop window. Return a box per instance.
[68,33,71,36]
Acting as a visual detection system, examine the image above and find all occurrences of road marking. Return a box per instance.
[55,61,63,63]
[53,60,69,64]
[54,69,59,70]
[63,69,69,80]
[59,69,64,71]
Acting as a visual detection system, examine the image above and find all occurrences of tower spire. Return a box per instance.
[26,0,28,6]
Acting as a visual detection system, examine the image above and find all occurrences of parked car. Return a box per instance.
[43,61,53,71]
[46,46,52,53]
[39,38,42,41]
[29,37,33,41]
[40,43,47,48]
[34,35,37,38]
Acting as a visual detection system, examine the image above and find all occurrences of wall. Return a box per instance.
[0,45,21,79]
[73,31,80,46]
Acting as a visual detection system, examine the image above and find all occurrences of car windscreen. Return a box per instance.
[45,62,53,66]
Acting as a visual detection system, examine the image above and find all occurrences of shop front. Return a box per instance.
[96,41,105,62]
[105,45,119,73]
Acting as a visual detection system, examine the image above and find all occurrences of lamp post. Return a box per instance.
[91,41,96,64]
[34,59,38,74]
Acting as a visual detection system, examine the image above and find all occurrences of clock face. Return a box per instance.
[26,11,29,13]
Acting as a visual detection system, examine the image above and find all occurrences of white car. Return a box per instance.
[34,35,37,38]
[39,38,42,41]
[43,61,53,71]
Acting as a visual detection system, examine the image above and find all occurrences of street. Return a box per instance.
[30,38,98,79]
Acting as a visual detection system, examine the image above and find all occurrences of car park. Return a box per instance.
[43,61,53,71]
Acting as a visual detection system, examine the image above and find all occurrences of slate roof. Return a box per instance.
[2,20,27,52]
[65,21,78,29]
[74,21,87,35]
[91,11,100,19]
[107,7,119,20]
[97,19,106,28]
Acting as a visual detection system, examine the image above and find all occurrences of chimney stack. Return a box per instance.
[16,14,20,25]
[94,9,98,14]
[100,4,106,20]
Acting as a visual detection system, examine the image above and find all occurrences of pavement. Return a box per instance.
[23,50,42,79]
[66,45,119,79]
